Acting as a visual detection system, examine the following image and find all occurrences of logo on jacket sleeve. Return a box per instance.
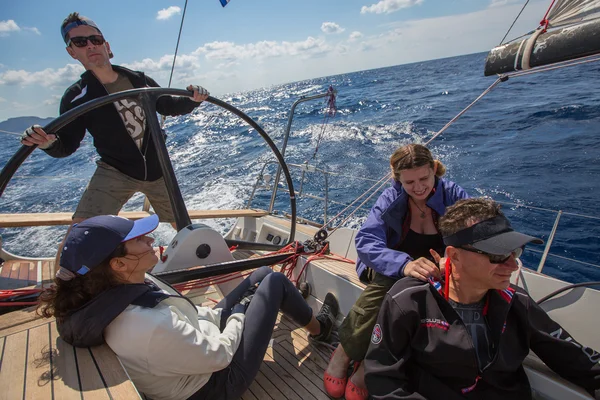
[371,324,383,344]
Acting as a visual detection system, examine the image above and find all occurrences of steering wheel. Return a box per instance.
[0,87,297,241]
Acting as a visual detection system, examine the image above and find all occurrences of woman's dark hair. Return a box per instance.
[389,143,446,182]
[38,243,127,322]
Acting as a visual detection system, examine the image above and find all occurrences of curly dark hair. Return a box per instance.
[37,243,127,322]
[438,198,502,237]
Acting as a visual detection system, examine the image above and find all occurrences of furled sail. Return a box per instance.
[546,0,600,28]
[484,0,600,76]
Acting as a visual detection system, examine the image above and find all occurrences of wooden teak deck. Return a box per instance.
[0,316,141,399]
[0,255,361,400]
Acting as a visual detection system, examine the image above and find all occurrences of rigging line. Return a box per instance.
[540,0,557,26]
[286,164,382,182]
[167,0,189,89]
[12,175,87,181]
[325,172,390,228]
[0,129,21,137]
[502,30,535,46]
[495,200,600,221]
[328,175,391,235]
[311,112,331,160]
[509,55,600,78]
[527,248,600,270]
[322,55,600,234]
[426,77,503,145]
[327,78,504,232]
[161,0,189,129]
[499,0,531,46]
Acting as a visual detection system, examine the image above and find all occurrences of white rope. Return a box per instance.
[520,28,545,70]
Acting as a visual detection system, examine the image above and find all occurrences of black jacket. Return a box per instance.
[364,278,600,399]
[44,65,199,181]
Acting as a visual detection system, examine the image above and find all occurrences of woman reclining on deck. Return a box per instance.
[323,143,469,400]
[38,214,340,400]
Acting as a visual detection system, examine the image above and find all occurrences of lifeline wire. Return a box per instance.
[323,53,600,235]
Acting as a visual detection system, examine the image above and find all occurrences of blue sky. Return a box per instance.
[0,0,548,121]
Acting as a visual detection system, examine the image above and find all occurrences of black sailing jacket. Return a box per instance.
[44,65,199,181]
[365,277,600,399]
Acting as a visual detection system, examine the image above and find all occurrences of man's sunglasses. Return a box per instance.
[460,246,523,264]
[68,35,105,48]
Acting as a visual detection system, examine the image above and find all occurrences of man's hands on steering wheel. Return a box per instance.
[20,125,57,149]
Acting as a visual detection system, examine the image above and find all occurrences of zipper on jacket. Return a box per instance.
[98,73,149,180]
[142,154,147,181]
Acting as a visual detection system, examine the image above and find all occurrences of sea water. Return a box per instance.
[1,52,599,284]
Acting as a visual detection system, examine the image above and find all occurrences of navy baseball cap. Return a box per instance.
[60,214,159,275]
[443,214,543,255]
[61,16,102,44]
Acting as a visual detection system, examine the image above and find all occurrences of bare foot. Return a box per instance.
[326,344,351,378]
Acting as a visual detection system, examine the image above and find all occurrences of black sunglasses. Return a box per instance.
[68,35,105,48]
[460,246,523,264]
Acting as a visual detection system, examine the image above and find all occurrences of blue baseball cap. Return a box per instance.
[61,16,102,44]
[60,214,159,275]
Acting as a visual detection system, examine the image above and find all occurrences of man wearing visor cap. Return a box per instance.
[365,198,600,399]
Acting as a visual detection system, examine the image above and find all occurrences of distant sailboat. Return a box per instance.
[485,0,600,75]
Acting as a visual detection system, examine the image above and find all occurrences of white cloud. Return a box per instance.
[0,64,84,87]
[24,27,41,35]
[157,6,182,20]
[0,97,6,102]
[43,95,61,106]
[193,37,330,61]
[123,54,199,73]
[0,20,20,36]
[349,31,364,41]
[489,0,521,7]
[216,61,239,69]
[355,0,546,64]
[321,22,345,34]
[361,0,423,15]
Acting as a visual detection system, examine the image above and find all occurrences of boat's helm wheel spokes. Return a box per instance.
[0,87,297,243]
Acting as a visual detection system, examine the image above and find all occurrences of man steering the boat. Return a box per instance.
[19,12,209,226]
[365,198,600,399]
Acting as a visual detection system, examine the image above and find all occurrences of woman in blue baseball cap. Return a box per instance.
[38,214,339,400]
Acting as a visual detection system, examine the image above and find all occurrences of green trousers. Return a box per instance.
[338,269,397,361]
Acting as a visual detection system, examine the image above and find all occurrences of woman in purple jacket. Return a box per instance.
[323,143,469,400]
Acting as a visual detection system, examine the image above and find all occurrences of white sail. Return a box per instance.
[546,0,600,28]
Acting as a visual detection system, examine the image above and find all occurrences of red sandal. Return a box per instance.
[323,349,349,399]
[345,362,368,400]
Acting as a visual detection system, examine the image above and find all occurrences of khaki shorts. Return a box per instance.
[338,269,397,361]
[73,161,175,222]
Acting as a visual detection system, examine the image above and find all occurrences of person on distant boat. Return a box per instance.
[38,214,340,400]
[323,143,469,400]
[20,12,208,226]
[365,198,600,400]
